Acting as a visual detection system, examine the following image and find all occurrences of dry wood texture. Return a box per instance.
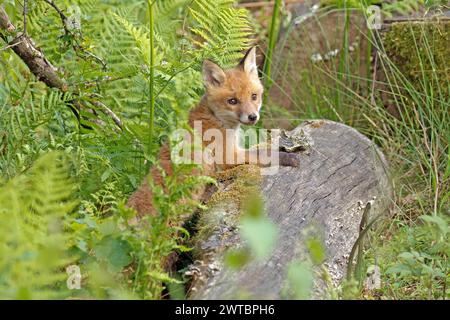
[189,120,393,299]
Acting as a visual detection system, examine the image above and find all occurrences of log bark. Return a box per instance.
[188,120,393,299]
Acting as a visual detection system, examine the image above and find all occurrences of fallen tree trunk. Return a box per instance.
[187,120,393,299]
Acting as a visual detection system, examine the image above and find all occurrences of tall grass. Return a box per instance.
[263,0,282,95]
[264,5,449,298]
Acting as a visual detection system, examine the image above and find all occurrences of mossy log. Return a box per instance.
[187,120,393,299]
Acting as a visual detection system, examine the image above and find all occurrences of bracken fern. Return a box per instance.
[189,0,253,67]
[0,152,76,299]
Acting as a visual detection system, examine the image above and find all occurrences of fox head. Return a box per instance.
[202,47,264,128]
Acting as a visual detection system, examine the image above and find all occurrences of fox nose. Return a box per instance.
[248,114,258,122]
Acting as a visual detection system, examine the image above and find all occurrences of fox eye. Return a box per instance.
[251,93,258,101]
[227,98,238,105]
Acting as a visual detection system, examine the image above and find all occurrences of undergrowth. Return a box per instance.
[0,0,252,299]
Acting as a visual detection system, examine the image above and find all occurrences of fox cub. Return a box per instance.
[127,47,299,216]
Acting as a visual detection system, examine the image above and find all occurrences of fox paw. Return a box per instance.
[279,152,300,167]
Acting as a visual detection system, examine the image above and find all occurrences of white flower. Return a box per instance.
[311,53,323,63]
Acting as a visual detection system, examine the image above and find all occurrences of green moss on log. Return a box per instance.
[208,165,262,206]
[192,165,262,248]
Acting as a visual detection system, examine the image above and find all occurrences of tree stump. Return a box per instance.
[187,120,393,299]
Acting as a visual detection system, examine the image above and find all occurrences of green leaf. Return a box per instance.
[147,271,182,284]
[98,219,118,236]
[240,216,278,260]
[306,237,326,265]
[419,215,448,236]
[224,249,250,269]
[284,260,314,300]
[94,236,133,272]
[172,244,193,252]
[101,168,112,182]
[167,280,186,300]
[386,264,412,276]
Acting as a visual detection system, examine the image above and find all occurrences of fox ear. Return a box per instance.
[239,47,258,77]
[203,60,226,87]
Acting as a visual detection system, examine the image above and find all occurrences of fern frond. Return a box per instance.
[189,0,253,67]
[0,152,76,299]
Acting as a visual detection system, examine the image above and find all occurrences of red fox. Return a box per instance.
[127,47,299,216]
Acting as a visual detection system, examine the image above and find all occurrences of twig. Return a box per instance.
[384,16,450,23]
[381,15,450,30]
[0,40,23,51]
[91,100,123,129]
[42,0,68,26]
[370,52,378,107]
[0,5,122,130]
[78,75,134,88]
[23,0,28,35]
[42,0,108,70]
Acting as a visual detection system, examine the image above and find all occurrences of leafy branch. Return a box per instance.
[0,4,122,129]
[41,0,107,70]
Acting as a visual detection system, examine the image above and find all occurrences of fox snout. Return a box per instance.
[240,111,259,125]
